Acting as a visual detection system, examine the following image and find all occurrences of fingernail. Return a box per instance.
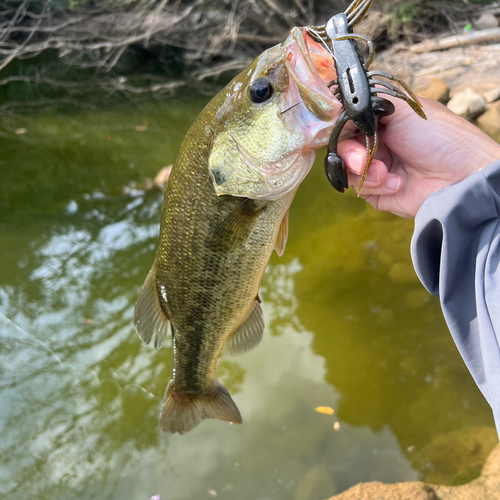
[386,176,401,191]
[345,152,363,173]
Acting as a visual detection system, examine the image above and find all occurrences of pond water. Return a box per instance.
[0,94,497,500]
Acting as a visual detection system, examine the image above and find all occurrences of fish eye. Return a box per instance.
[249,78,274,104]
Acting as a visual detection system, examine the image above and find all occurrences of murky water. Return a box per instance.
[0,95,497,500]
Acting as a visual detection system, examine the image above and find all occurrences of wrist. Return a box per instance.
[477,140,500,172]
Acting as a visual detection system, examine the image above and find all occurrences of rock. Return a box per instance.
[434,444,500,500]
[419,78,449,103]
[329,481,436,500]
[477,102,500,142]
[480,445,500,489]
[447,87,487,119]
[474,13,499,31]
[412,427,498,485]
[484,87,500,104]
[328,443,500,500]
[295,465,336,500]
[99,378,121,404]
[154,165,173,190]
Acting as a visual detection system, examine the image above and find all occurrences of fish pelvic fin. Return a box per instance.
[134,268,170,349]
[223,298,264,356]
[274,209,289,257]
[160,380,242,434]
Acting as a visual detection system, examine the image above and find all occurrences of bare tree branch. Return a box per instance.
[0,0,324,83]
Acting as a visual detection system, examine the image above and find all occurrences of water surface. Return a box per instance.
[0,95,497,500]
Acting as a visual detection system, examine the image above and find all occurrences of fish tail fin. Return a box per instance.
[160,380,242,434]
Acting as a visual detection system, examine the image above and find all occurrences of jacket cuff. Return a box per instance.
[411,161,500,297]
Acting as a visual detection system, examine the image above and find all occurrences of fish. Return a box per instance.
[134,27,342,434]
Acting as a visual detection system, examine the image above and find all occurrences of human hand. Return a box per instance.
[338,96,500,218]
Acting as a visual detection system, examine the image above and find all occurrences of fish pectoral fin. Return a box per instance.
[274,209,289,257]
[160,380,242,434]
[210,198,263,253]
[134,268,170,349]
[223,299,265,356]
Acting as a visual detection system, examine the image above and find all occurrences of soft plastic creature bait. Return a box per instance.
[308,0,426,194]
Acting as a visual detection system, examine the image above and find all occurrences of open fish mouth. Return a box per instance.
[208,26,345,201]
[281,27,342,146]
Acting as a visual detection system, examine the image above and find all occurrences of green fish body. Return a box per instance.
[135,28,342,434]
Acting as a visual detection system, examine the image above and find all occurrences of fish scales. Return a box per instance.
[160,124,294,392]
[155,99,294,419]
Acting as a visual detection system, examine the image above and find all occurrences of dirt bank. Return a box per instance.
[329,442,500,500]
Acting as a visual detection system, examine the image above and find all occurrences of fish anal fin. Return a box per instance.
[160,380,242,434]
[210,198,263,253]
[274,209,289,257]
[224,299,264,356]
[134,268,170,349]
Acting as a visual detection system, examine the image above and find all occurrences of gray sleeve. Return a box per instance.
[411,160,500,430]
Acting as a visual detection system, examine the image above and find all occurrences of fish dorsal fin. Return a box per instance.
[224,299,264,356]
[134,268,170,349]
[211,198,263,253]
[274,209,289,257]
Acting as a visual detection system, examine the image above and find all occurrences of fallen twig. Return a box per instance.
[410,27,500,53]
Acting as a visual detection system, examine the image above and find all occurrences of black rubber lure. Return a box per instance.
[308,0,426,194]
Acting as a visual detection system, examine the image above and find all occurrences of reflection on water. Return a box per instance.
[0,97,497,499]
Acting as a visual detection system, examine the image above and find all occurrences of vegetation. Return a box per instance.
[386,0,498,42]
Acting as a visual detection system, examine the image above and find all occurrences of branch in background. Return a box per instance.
[191,57,252,80]
[410,27,500,53]
[0,0,326,83]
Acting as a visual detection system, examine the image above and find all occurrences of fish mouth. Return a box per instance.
[282,27,342,147]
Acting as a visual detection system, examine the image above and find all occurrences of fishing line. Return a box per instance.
[280,101,301,114]
[0,312,64,366]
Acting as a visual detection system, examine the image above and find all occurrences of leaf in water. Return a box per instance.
[314,406,335,415]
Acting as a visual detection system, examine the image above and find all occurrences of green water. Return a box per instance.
[0,95,497,500]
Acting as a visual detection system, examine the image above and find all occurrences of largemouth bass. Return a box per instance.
[135,28,342,434]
